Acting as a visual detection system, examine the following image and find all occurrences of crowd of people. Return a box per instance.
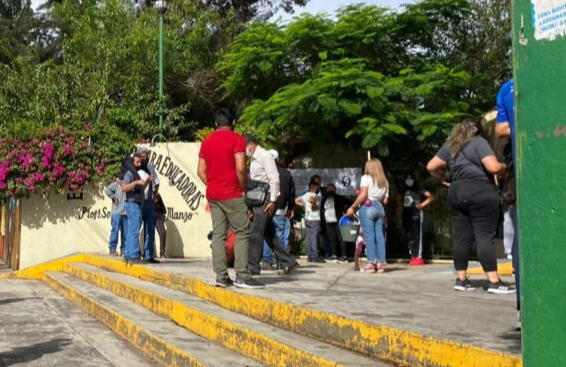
[103,78,520,327]
[103,147,167,264]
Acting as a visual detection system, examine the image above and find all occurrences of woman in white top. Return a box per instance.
[346,159,389,273]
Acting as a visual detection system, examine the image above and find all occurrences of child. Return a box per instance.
[353,229,365,271]
[295,181,324,262]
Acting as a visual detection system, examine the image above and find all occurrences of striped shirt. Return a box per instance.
[104,181,127,216]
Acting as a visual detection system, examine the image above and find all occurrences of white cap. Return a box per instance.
[268,149,279,160]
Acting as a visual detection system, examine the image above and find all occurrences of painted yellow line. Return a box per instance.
[0,254,85,280]
[63,261,344,367]
[83,254,522,367]
[42,271,207,367]
[468,262,514,276]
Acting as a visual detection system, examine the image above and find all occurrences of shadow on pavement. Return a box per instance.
[0,298,42,306]
[0,338,72,367]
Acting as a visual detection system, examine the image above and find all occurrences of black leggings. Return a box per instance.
[448,179,500,272]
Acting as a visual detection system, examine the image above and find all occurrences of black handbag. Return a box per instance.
[246,180,269,207]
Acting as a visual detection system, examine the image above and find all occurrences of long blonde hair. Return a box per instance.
[446,118,482,157]
[364,158,389,189]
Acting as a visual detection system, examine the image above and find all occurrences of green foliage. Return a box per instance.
[219,1,511,168]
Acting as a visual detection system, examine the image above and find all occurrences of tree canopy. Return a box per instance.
[218,0,511,169]
[0,0,512,184]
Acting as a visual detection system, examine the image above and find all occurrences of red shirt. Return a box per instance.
[199,129,246,201]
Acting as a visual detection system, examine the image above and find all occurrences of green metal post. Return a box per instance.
[513,0,566,366]
[158,12,164,131]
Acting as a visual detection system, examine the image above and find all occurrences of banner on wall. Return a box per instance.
[289,168,362,196]
[20,142,213,269]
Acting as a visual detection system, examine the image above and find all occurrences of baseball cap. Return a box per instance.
[268,149,279,160]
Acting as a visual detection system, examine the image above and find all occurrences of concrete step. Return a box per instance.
[66,262,387,367]
[0,279,153,367]
[43,271,263,367]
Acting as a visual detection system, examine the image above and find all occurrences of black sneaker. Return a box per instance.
[487,279,516,294]
[215,277,233,287]
[282,261,300,275]
[454,278,476,291]
[143,258,160,264]
[308,257,326,263]
[233,277,265,289]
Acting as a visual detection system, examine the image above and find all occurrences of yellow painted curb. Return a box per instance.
[0,254,85,280]
[63,261,344,367]
[468,262,514,276]
[84,254,522,367]
[42,271,206,367]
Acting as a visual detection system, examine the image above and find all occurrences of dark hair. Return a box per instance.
[309,174,321,184]
[309,181,320,190]
[327,183,336,190]
[216,108,235,127]
[244,134,258,145]
[403,173,420,192]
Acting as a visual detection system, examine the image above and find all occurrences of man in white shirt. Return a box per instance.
[245,135,299,276]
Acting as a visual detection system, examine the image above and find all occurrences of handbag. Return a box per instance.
[246,180,269,207]
[500,161,516,207]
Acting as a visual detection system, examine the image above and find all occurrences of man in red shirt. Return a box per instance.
[198,108,265,289]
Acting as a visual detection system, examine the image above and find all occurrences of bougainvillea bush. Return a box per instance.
[0,125,106,199]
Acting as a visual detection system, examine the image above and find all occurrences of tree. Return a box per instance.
[218,1,512,167]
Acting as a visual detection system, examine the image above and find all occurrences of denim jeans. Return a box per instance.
[141,200,156,260]
[109,212,128,253]
[262,240,273,264]
[359,201,386,263]
[305,220,321,260]
[263,215,291,264]
[124,201,142,260]
[272,215,291,252]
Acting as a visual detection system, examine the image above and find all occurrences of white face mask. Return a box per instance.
[405,179,414,187]
[246,148,253,157]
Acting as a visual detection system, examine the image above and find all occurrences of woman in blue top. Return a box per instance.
[427,118,514,294]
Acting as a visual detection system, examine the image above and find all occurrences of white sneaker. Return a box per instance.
[506,254,513,260]
[515,311,521,331]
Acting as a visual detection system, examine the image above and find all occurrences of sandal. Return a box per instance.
[360,264,376,274]
[376,263,385,274]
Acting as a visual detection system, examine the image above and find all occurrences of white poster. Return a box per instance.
[289,168,362,196]
[532,0,566,40]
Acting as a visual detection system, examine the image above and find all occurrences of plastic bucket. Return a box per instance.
[338,215,360,242]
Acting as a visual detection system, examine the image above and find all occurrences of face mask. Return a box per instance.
[246,149,253,157]
[405,179,414,187]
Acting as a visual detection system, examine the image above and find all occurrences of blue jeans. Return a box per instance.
[141,200,156,260]
[124,201,142,259]
[109,213,128,253]
[273,215,291,252]
[359,201,386,263]
[262,240,273,264]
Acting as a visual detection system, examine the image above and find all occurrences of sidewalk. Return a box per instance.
[158,257,521,356]
[0,256,521,366]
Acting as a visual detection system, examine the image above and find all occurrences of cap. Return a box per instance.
[268,149,279,160]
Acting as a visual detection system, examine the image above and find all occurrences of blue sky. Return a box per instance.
[273,0,414,20]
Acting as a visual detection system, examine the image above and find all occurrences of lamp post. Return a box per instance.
[154,0,167,131]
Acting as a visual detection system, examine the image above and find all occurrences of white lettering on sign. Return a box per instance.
[533,0,566,40]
